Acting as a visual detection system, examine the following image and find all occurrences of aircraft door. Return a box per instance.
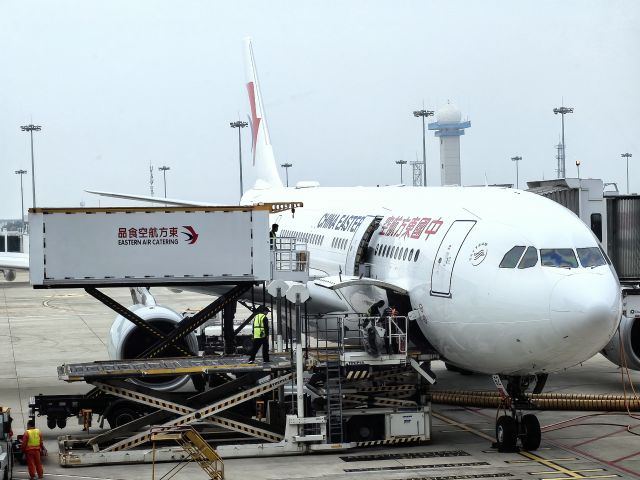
[430,220,476,297]
[345,216,382,276]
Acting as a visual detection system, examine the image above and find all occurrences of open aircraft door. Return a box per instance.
[345,216,382,276]
[430,220,476,297]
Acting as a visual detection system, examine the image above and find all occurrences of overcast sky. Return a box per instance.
[1,0,638,218]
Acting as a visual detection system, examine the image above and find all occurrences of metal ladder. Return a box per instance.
[151,426,224,480]
[325,360,343,443]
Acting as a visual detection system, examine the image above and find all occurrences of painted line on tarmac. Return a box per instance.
[432,411,495,442]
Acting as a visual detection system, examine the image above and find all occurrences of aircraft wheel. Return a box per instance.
[496,415,517,452]
[521,414,541,451]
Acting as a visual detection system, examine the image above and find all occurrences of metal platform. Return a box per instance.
[58,355,292,382]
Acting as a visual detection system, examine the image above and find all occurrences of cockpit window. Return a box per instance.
[499,246,526,268]
[540,249,578,268]
[599,245,612,265]
[577,247,606,267]
[518,247,538,269]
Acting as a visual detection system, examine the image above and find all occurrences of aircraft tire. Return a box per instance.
[496,416,517,452]
[521,414,541,451]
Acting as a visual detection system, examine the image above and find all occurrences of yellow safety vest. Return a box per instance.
[253,313,267,339]
[27,428,41,448]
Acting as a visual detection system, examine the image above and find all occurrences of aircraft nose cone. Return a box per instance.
[549,273,621,346]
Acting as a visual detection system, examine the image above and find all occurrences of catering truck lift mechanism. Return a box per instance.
[27,204,433,466]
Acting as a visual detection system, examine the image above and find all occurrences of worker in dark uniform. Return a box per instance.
[248,306,270,363]
[362,300,385,355]
[270,223,279,249]
[23,419,44,480]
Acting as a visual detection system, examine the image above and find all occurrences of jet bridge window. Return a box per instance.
[540,249,578,268]
[517,247,538,269]
[499,246,526,268]
[576,247,606,267]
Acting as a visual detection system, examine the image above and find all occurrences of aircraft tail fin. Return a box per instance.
[243,37,283,191]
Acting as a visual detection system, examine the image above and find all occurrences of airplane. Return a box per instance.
[0,231,28,281]
[89,37,631,451]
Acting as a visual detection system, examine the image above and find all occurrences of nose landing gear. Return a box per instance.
[493,375,542,452]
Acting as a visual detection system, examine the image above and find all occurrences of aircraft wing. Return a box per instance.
[0,252,29,270]
[85,190,220,207]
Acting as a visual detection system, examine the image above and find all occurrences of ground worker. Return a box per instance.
[270,223,279,249]
[22,419,44,480]
[248,306,270,363]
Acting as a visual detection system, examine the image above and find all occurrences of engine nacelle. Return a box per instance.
[601,315,640,371]
[108,304,198,391]
[2,269,16,281]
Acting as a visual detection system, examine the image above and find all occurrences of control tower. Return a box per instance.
[428,103,471,186]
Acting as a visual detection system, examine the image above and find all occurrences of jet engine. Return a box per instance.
[2,270,16,281]
[601,315,640,371]
[108,304,198,391]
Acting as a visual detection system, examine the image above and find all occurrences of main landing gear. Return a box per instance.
[493,374,545,452]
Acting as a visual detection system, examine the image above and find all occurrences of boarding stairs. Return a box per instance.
[151,426,224,480]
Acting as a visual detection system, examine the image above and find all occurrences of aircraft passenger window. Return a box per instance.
[395,248,400,260]
[414,249,420,261]
[385,245,390,257]
[331,238,335,248]
[408,249,414,261]
[499,246,526,268]
[375,245,380,255]
[403,248,408,261]
[540,249,578,268]
[577,247,606,267]
[391,247,396,258]
[517,247,538,269]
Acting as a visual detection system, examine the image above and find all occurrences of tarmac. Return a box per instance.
[1,271,639,479]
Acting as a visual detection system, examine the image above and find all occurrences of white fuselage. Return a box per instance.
[243,185,621,376]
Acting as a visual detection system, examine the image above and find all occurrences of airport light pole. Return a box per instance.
[158,166,170,198]
[621,152,632,193]
[230,120,248,199]
[413,109,434,186]
[511,156,522,189]
[395,160,407,184]
[280,162,293,187]
[553,106,573,178]
[15,169,27,239]
[575,160,581,179]
[20,124,42,208]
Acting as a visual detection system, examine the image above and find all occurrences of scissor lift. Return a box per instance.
[27,203,434,466]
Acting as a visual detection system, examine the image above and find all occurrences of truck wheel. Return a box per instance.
[57,417,67,429]
[47,417,57,429]
[107,405,140,428]
[347,415,384,442]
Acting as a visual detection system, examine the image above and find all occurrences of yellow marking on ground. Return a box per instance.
[539,477,617,480]
[520,450,586,479]
[505,457,577,464]
[431,411,495,442]
[531,469,605,475]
